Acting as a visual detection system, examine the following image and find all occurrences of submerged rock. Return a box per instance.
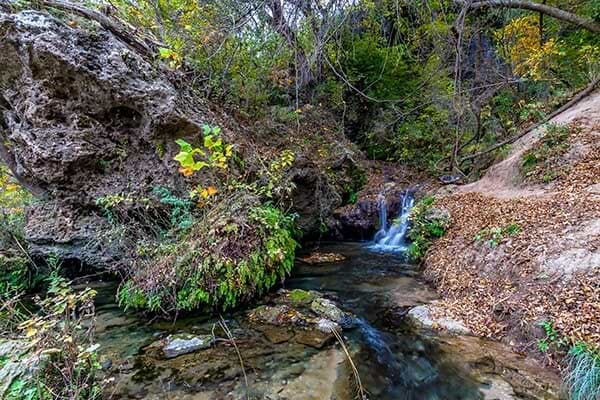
[161,334,214,359]
[299,252,346,265]
[310,298,353,328]
[316,318,340,333]
[248,290,352,346]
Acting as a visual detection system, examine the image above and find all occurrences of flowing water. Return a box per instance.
[371,191,415,252]
[94,241,559,399]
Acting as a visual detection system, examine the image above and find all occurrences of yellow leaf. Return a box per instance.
[179,167,194,177]
[25,326,38,337]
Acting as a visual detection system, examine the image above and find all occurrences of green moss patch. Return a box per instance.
[118,193,297,313]
[288,289,316,305]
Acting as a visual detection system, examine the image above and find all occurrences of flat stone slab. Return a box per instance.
[407,305,471,335]
[161,334,214,359]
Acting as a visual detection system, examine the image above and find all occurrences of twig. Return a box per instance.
[219,315,250,400]
[331,328,367,400]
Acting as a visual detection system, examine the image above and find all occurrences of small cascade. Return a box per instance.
[371,191,415,251]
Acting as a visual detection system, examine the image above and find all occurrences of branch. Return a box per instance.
[455,0,600,32]
[460,76,600,163]
[39,0,158,56]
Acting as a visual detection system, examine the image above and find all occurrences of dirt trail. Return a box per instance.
[423,90,600,353]
[461,90,600,198]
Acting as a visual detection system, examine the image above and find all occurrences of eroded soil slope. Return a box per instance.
[424,91,600,353]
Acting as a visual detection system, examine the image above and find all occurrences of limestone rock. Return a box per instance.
[310,298,353,328]
[407,305,471,335]
[161,334,214,359]
[0,11,197,266]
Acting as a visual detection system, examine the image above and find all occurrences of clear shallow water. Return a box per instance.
[287,243,482,399]
[94,242,557,399]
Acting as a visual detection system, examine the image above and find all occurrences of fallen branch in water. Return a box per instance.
[219,315,250,400]
[331,328,368,400]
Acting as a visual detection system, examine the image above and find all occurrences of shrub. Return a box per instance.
[1,164,35,298]
[1,276,100,399]
[407,197,449,261]
[0,255,30,298]
[118,193,297,313]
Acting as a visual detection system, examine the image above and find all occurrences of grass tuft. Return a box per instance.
[563,344,600,400]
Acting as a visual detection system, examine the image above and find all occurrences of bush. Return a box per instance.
[0,255,30,298]
[1,276,100,400]
[407,196,450,261]
[1,164,34,297]
[118,193,297,313]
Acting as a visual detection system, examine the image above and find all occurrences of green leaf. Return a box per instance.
[174,151,194,167]
[158,47,172,59]
[175,139,193,153]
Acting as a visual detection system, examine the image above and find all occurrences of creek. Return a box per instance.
[93,198,559,399]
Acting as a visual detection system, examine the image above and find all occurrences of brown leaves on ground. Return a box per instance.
[424,125,600,350]
[299,252,346,264]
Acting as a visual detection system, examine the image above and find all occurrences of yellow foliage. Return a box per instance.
[578,44,600,80]
[0,164,30,214]
[495,16,560,80]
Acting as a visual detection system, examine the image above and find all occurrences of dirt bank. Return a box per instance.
[423,91,600,360]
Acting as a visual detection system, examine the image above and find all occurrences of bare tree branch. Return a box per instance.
[455,0,600,32]
[40,0,161,55]
[460,76,600,163]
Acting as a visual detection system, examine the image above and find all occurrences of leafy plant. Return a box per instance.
[3,276,100,399]
[174,125,234,204]
[152,186,193,230]
[407,196,449,261]
[475,223,521,247]
[537,320,561,353]
[118,195,297,313]
[175,125,233,174]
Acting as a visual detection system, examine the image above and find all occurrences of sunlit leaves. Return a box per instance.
[495,16,561,80]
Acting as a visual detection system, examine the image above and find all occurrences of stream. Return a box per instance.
[94,241,559,399]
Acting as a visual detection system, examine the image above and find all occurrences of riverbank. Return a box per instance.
[421,92,600,369]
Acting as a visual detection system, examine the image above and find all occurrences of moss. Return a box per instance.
[288,289,315,305]
[118,194,297,313]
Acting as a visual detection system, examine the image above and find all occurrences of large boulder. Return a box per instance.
[0,11,200,265]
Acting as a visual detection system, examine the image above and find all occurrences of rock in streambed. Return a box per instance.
[160,334,215,359]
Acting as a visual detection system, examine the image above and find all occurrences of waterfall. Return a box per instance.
[371,191,414,251]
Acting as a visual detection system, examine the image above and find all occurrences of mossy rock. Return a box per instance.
[118,193,297,314]
[288,289,316,305]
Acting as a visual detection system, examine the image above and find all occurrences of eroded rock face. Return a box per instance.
[0,11,208,265]
[329,188,406,240]
[0,11,365,269]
